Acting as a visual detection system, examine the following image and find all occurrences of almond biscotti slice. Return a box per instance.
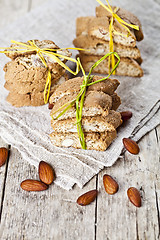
[3,56,66,86]
[111,93,121,110]
[73,35,141,60]
[3,40,72,106]
[51,110,122,133]
[76,17,95,37]
[49,76,119,104]
[51,91,113,120]
[4,73,68,95]
[96,5,144,41]
[6,85,60,107]
[5,39,71,61]
[76,16,136,47]
[50,130,117,151]
[78,54,143,77]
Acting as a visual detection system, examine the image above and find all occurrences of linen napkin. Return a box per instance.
[0,0,159,190]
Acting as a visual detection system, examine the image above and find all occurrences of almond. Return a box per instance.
[127,187,141,207]
[48,103,53,110]
[99,28,107,35]
[120,111,132,121]
[39,161,55,185]
[0,147,8,167]
[103,174,119,195]
[20,179,48,191]
[77,190,98,206]
[123,138,140,155]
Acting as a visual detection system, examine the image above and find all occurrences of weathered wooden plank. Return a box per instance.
[96,125,160,240]
[0,1,95,239]
[0,146,96,240]
[0,138,9,217]
[155,125,160,240]
[0,0,159,239]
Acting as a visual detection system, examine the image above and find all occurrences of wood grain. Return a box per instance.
[0,0,159,239]
[96,126,160,240]
[0,126,159,239]
[0,144,96,240]
[0,139,10,222]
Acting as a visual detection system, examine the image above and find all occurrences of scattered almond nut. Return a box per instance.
[77,190,98,206]
[120,111,132,121]
[103,174,119,195]
[39,161,55,185]
[123,138,140,155]
[20,179,48,191]
[0,147,8,167]
[127,187,141,207]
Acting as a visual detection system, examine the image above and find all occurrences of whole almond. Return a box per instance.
[103,174,119,195]
[48,103,53,110]
[77,190,98,206]
[127,187,141,207]
[120,111,132,121]
[0,147,8,167]
[39,161,55,185]
[123,138,140,155]
[20,179,48,191]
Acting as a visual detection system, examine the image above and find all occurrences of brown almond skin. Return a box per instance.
[48,103,54,110]
[120,111,132,121]
[127,187,141,207]
[123,138,140,155]
[103,174,119,195]
[39,161,55,185]
[20,179,48,191]
[77,190,98,206]
[0,147,8,167]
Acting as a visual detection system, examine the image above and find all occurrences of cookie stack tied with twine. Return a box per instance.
[73,0,144,77]
[2,40,77,107]
[49,54,123,151]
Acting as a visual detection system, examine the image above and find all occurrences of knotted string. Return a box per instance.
[96,0,139,74]
[0,40,86,103]
[52,52,120,149]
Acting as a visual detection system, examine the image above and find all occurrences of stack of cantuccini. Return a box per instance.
[73,5,144,77]
[3,40,71,107]
[49,76,123,151]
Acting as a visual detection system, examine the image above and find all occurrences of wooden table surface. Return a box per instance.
[0,1,159,239]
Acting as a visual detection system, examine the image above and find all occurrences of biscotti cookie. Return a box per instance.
[111,93,121,110]
[50,90,121,121]
[4,56,66,83]
[51,111,122,133]
[73,4,143,78]
[3,39,72,107]
[6,82,66,107]
[49,76,120,104]
[51,91,112,120]
[49,54,122,151]
[78,54,143,77]
[76,16,137,47]
[5,39,71,61]
[73,35,141,59]
[76,16,95,37]
[96,5,144,41]
[4,73,68,94]
[50,130,117,151]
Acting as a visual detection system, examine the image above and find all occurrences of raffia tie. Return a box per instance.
[96,0,139,74]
